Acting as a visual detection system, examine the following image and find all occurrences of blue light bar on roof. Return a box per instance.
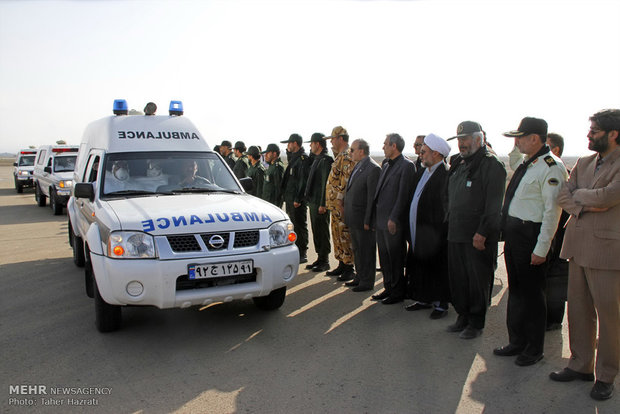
[113,99,128,115]
[169,100,183,116]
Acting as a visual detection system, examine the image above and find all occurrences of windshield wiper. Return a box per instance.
[174,187,240,193]
[104,190,158,197]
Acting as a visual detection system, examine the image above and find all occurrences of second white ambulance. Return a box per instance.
[68,100,299,332]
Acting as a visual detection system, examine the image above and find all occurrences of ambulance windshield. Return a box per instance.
[102,152,240,197]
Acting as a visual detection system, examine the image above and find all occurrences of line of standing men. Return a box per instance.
[218,110,619,401]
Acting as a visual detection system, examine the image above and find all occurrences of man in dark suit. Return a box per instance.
[371,133,416,304]
[405,134,451,319]
[344,139,381,292]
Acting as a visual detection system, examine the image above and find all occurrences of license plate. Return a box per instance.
[188,260,253,280]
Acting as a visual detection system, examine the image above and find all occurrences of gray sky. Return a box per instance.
[1,0,619,156]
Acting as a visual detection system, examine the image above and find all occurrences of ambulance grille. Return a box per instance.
[233,231,260,248]
[200,233,231,251]
[167,235,200,252]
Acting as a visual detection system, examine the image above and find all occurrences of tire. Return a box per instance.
[15,177,23,193]
[69,221,85,267]
[253,286,286,310]
[93,270,122,333]
[35,184,46,207]
[84,248,94,297]
[51,189,63,215]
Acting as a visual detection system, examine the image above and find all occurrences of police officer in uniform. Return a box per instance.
[280,134,311,263]
[246,146,265,197]
[304,133,334,272]
[232,141,249,179]
[261,143,284,207]
[494,117,568,366]
[219,140,236,170]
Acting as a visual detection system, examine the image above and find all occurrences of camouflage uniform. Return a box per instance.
[326,149,356,265]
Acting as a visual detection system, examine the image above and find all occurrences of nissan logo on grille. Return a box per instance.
[208,234,226,249]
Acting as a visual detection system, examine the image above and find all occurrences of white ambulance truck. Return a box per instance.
[68,100,299,332]
[13,149,38,193]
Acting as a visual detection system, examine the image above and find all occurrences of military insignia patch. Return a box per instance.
[457,124,464,134]
[544,155,557,167]
[548,178,559,186]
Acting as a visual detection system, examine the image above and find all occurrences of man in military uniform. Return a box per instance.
[219,140,236,170]
[494,117,567,366]
[446,121,506,339]
[232,141,249,179]
[246,146,265,197]
[303,133,334,272]
[280,134,311,263]
[261,143,284,207]
[325,126,356,281]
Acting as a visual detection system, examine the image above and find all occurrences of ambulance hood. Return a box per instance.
[105,193,287,234]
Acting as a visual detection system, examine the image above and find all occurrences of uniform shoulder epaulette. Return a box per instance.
[544,155,556,167]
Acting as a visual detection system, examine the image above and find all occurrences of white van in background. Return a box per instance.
[33,144,79,214]
[68,99,299,332]
[13,149,38,193]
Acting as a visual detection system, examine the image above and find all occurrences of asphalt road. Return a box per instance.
[0,165,617,414]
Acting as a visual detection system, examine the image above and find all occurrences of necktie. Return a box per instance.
[595,155,604,174]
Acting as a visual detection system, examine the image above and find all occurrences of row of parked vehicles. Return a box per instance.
[12,99,299,332]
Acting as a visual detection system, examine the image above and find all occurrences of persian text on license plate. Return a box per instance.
[188,260,253,280]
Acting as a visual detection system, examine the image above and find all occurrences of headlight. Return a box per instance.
[269,221,296,248]
[58,180,73,189]
[108,231,156,259]
[18,170,30,176]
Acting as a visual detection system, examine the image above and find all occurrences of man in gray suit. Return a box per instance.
[344,139,381,292]
[550,109,620,401]
[371,133,417,304]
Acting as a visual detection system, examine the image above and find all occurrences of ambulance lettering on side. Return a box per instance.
[67,99,299,333]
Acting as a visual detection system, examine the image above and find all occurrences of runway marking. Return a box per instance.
[172,387,244,413]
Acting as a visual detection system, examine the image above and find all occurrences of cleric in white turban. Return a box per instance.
[424,133,451,158]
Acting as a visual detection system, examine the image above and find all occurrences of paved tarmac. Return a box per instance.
[0,165,617,413]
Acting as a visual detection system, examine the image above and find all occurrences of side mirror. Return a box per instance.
[239,177,253,193]
[74,183,95,201]
[13,162,17,167]
[44,166,52,174]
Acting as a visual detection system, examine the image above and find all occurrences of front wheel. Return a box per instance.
[51,190,63,215]
[253,286,286,310]
[69,221,85,267]
[35,184,46,207]
[14,177,23,193]
[94,276,122,333]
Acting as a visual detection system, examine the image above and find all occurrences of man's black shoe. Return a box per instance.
[515,353,544,366]
[549,368,594,382]
[381,296,404,305]
[337,268,355,282]
[352,285,373,292]
[326,261,345,276]
[311,262,330,272]
[493,344,525,357]
[459,326,482,339]
[429,309,448,319]
[590,381,614,401]
[371,290,389,301]
[344,280,359,287]
[305,260,319,270]
[405,302,432,311]
[446,316,468,332]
